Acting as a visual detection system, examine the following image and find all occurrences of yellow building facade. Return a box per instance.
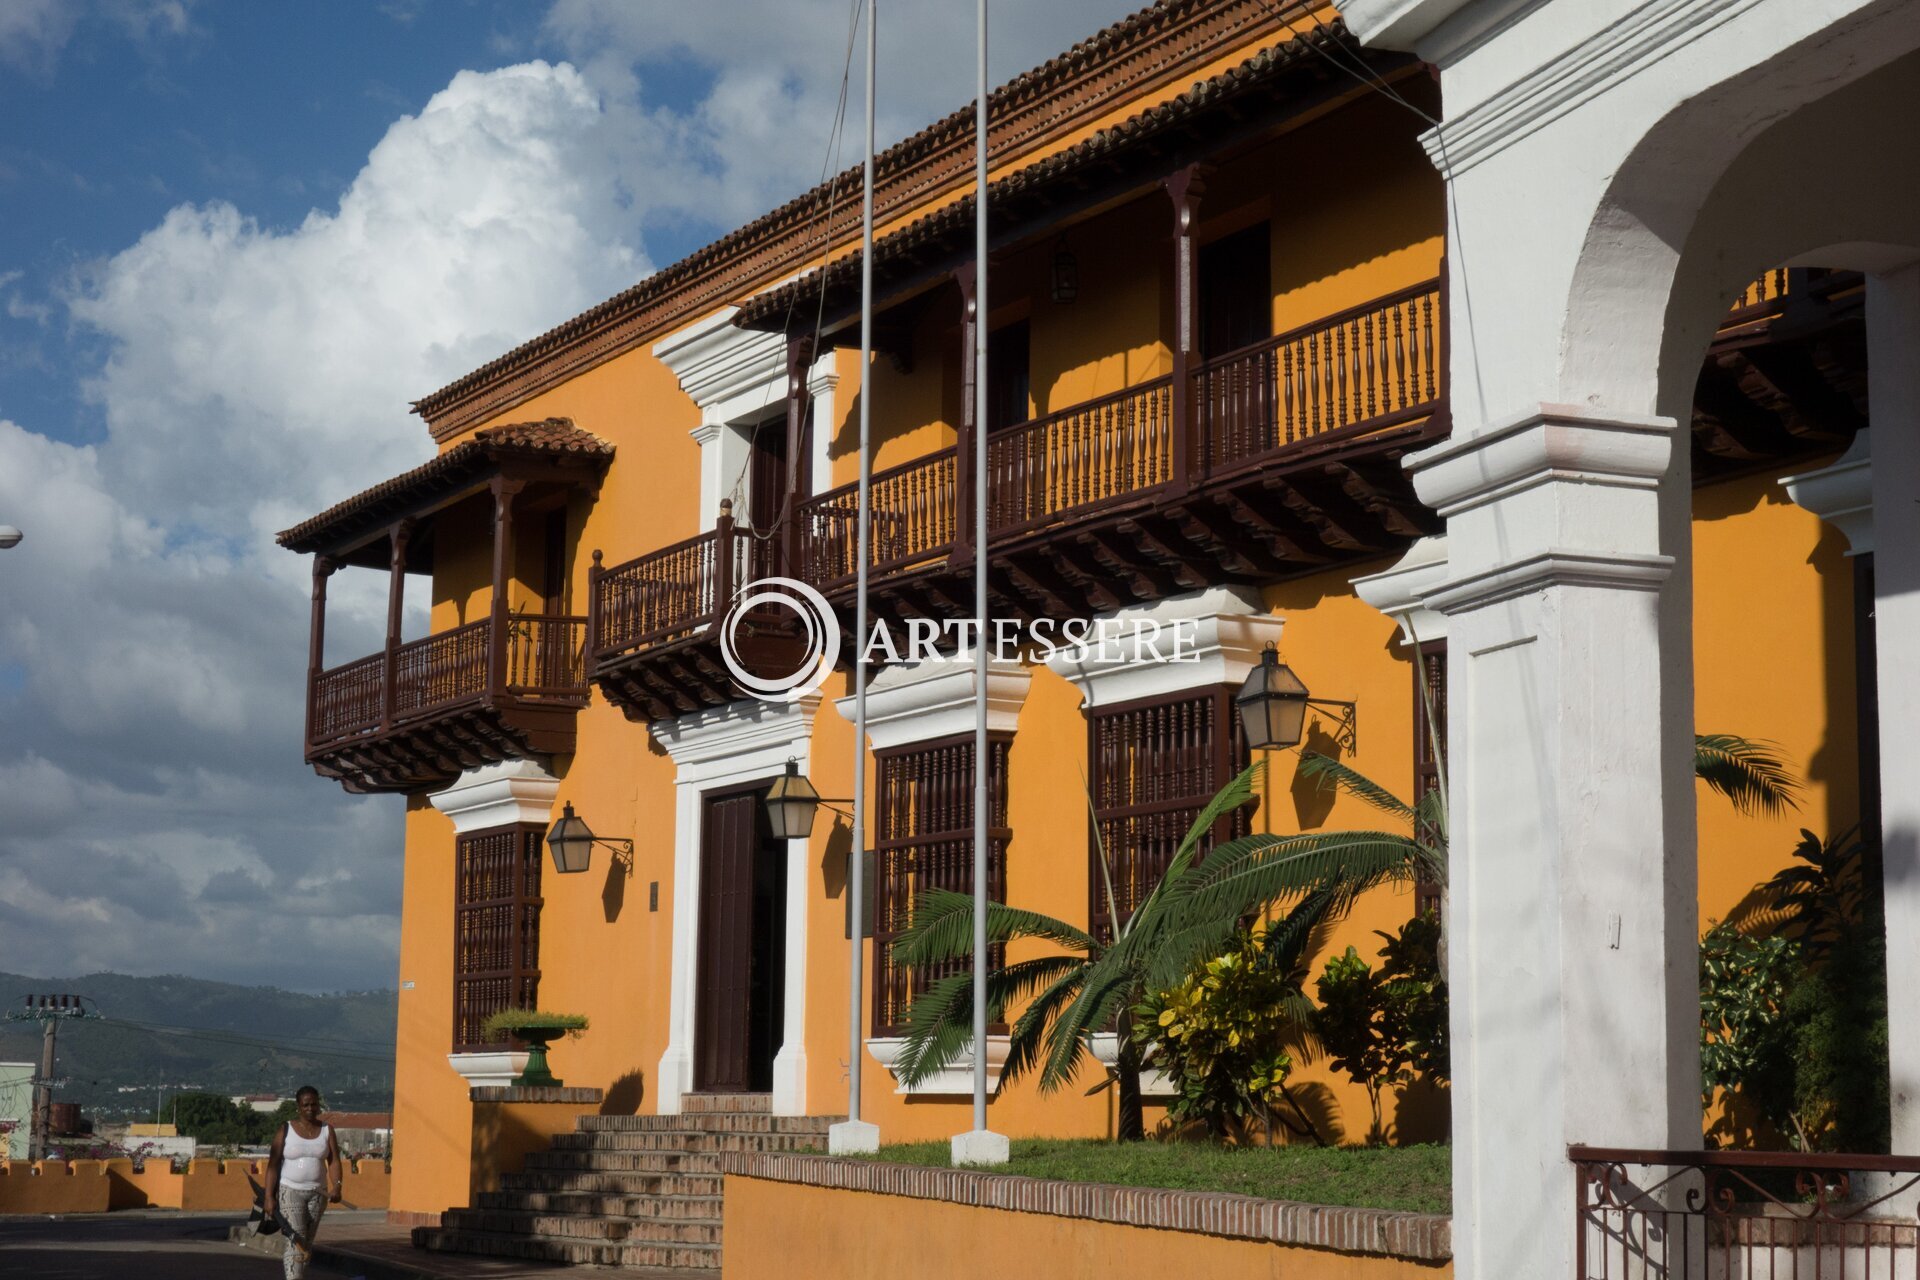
[278,0,1871,1240]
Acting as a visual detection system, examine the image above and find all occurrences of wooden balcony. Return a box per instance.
[591,281,1445,722]
[589,512,807,718]
[307,613,589,794]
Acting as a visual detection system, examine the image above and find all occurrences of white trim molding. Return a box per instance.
[1088,1033,1177,1098]
[1352,536,1451,646]
[428,759,560,833]
[1408,404,1677,615]
[1044,586,1284,706]
[834,656,1031,750]
[655,306,837,526]
[651,696,820,1115]
[867,1036,1011,1096]
[1782,430,1873,556]
[447,1050,530,1088]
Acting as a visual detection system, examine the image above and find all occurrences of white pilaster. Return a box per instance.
[1408,405,1698,1280]
[1868,268,1920,1153]
[651,696,819,1115]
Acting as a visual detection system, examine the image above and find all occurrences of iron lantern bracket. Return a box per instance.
[591,836,636,876]
[1303,698,1359,754]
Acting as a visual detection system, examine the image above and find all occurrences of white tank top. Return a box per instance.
[281,1123,331,1190]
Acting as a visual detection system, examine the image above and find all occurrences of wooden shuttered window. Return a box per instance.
[1088,688,1249,941]
[453,823,544,1053]
[872,734,1011,1037]
[1412,643,1446,918]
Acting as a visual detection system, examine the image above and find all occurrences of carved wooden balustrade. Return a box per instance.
[586,263,1863,724]
[589,503,792,717]
[306,613,588,792]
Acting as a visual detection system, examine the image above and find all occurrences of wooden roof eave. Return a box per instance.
[736,36,1415,341]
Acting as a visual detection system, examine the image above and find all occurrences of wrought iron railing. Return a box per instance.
[1573,1145,1920,1279]
[307,612,587,747]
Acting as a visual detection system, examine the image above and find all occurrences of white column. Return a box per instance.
[1869,266,1920,1152]
[1408,406,1700,1280]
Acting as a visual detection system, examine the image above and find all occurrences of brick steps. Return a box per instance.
[476,1190,724,1219]
[413,1226,723,1269]
[440,1208,723,1245]
[415,1095,842,1274]
[498,1169,727,1196]
[550,1130,826,1152]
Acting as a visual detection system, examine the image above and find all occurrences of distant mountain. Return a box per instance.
[0,972,396,1120]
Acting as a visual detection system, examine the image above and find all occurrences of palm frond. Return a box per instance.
[890,888,1095,967]
[1694,733,1802,817]
[1036,957,1138,1093]
[1296,752,1414,818]
[891,954,1087,1087]
[999,963,1088,1089]
[1130,760,1265,929]
[1133,832,1427,992]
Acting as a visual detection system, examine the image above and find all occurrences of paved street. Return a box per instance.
[0,1210,388,1279]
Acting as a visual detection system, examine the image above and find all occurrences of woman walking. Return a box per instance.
[263,1085,343,1278]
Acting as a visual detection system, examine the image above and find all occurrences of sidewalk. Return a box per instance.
[229,1217,578,1278]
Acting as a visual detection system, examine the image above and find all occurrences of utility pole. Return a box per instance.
[6,995,96,1161]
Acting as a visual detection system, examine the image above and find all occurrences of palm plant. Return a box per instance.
[1694,734,1802,816]
[889,760,1439,1141]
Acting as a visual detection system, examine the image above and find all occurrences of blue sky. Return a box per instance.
[0,0,1137,992]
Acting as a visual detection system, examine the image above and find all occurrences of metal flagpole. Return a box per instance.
[830,0,881,1158]
[953,0,1005,1168]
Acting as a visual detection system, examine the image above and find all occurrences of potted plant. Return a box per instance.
[481,1009,590,1087]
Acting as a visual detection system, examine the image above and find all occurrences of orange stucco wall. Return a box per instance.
[722,1175,1450,1280]
[0,1158,390,1214]
[372,1,1860,1220]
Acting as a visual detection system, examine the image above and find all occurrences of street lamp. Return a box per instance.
[764,759,851,841]
[0,526,21,550]
[1233,643,1359,752]
[543,803,633,876]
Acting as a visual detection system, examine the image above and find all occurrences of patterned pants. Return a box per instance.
[278,1185,327,1279]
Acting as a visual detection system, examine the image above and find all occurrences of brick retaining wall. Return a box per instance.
[720,1152,1450,1278]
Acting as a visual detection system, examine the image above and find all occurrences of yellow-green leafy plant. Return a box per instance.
[1133,925,1325,1144]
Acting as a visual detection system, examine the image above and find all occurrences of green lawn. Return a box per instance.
[841,1139,1451,1215]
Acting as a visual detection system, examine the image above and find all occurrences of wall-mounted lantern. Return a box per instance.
[1233,643,1359,752]
[545,802,634,876]
[1050,235,1079,305]
[764,759,852,841]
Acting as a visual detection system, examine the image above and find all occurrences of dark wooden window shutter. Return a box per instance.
[871,734,1011,1037]
[1087,687,1249,941]
[453,823,544,1053]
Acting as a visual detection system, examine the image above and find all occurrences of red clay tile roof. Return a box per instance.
[409,0,1320,439]
[736,19,1380,332]
[322,1112,393,1130]
[276,418,613,554]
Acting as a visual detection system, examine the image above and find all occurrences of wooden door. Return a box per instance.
[695,789,760,1092]
[1198,222,1272,359]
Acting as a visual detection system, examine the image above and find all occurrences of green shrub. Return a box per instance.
[1313,912,1448,1143]
[482,1008,589,1041]
[1133,927,1319,1143]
